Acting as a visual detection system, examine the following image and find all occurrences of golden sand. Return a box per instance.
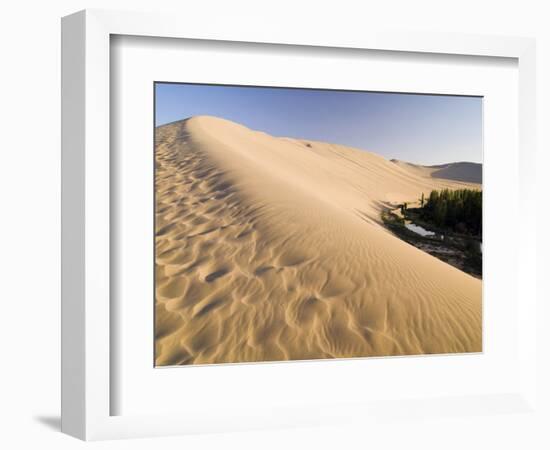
[154,116,482,366]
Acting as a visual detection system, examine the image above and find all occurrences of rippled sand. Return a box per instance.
[154,116,482,366]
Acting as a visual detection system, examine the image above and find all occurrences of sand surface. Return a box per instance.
[155,116,482,366]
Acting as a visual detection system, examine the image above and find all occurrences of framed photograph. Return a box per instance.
[153,83,483,368]
[61,9,538,441]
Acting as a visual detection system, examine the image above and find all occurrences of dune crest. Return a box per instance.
[155,116,482,366]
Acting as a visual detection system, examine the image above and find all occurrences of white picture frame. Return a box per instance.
[61,9,538,441]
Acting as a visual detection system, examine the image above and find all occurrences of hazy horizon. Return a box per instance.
[155,83,482,166]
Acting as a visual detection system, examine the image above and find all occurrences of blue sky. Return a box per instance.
[155,83,482,166]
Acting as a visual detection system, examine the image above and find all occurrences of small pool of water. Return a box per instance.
[405,222,436,237]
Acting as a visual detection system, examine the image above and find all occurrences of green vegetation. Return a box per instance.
[380,188,483,278]
[421,189,482,236]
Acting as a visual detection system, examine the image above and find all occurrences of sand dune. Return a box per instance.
[391,159,482,184]
[155,116,482,366]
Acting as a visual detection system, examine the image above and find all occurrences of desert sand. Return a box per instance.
[155,116,482,366]
[390,159,482,184]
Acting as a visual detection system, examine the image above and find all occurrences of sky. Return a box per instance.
[155,83,482,166]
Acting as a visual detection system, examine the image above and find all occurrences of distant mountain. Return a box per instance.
[390,160,482,185]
